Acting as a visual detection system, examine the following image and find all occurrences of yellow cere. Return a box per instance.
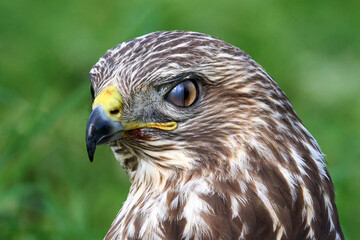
[92,85,123,122]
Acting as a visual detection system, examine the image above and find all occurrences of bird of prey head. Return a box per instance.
[86,31,343,239]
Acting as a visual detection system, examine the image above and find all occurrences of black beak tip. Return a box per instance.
[86,140,96,163]
[85,105,124,163]
[88,151,94,163]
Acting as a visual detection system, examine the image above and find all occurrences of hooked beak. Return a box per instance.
[86,106,124,162]
[85,85,177,163]
[86,85,124,163]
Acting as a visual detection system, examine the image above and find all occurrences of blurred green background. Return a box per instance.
[0,0,359,239]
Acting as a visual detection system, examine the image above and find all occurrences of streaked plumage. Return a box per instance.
[86,31,343,239]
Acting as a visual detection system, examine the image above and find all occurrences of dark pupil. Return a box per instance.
[183,83,189,104]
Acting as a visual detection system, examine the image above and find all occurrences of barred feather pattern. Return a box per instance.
[90,31,343,239]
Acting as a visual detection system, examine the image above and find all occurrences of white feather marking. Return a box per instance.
[323,193,335,231]
[239,181,248,194]
[276,226,286,240]
[301,186,315,239]
[138,193,168,238]
[278,165,297,202]
[240,223,249,238]
[170,195,179,209]
[290,147,308,177]
[181,192,212,239]
[126,223,135,238]
[304,142,328,180]
[230,195,240,218]
[254,181,279,231]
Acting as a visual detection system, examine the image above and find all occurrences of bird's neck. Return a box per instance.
[106,166,217,239]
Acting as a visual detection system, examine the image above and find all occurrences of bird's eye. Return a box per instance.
[165,80,198,107]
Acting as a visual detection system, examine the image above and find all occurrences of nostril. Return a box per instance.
[110,109,120,115]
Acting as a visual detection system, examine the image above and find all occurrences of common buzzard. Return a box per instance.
[86,31,343,240]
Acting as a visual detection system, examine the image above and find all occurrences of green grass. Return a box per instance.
[1,0,359,239]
